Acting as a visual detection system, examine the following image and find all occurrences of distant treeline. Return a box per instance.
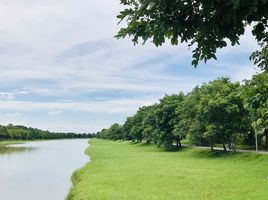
[97,71,268,151]
[0,124,96,140]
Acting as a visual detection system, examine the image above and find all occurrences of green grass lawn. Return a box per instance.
[68,139,268,200]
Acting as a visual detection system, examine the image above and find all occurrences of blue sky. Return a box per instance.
[0,0,260,133]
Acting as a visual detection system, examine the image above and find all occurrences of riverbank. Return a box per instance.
[68,139,268,200]
[0,140,25,146]
[0,138,84,147]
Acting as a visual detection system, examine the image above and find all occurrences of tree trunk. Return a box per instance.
[178,140,181,147]
[234,143,237,152]
[265,129,268,148]
[223,143,226,152]
[175,138,182,149]
[176,141,179,148]
[210,140,214,152]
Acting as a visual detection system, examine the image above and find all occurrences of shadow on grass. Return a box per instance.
[111,140,268,161]
[129,142,187,153]
[191,149,239,158]
[128,141,154,146]
[187,149,268,162]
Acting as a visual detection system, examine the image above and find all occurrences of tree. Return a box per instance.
[142,104,158,144]
[250,41,268,71]
[180,87,208,147]
[242,71,268,150]
[182,78,245,151]
[192,78,244,151]
[122,116,135,141]
[0,124,88,141]
[170,92,187,148]
[0,126,8,139]
[109,123,123,140]
[128,106,151,142]
[116,0,268,67]
[153,94,185,150]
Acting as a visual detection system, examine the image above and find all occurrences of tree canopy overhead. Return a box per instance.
[116,0,268,68]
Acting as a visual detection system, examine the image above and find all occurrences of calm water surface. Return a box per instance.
[0,139,89,200]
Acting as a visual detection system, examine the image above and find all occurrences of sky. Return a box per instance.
[0,0,261,133]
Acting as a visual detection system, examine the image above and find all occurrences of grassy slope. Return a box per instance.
[68,139,268,200]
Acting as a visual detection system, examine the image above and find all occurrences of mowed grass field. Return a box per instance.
[68,139,268,200]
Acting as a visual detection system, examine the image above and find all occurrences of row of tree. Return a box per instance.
[0,124,96,140]
[97,71,268,151]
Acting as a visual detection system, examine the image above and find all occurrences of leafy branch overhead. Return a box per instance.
[116,0,268,68]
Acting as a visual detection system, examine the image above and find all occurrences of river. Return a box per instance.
[0,139,89,200]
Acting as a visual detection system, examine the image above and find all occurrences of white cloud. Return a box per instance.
[48,110,63,115]
[0,91,29,101]
[231,65,260,82]
[0,98,158,114]
[0,0,122,51]
[5,112,21,117]
[0,92,15,100]
[0,0,259,132]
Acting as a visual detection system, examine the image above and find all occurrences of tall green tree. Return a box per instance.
[128,106,151,142]
[142,104,158,144]
[170,92,186,148]
[109,123,123,140]
[117,0,268,67]
[243,71,268,149]
[122,116,135,141]
[195,78,244,151]
[180,87,208,147]
[153,94,185,150]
